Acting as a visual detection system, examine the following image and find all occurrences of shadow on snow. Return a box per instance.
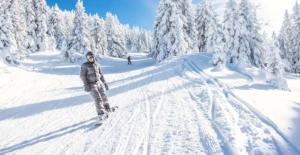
[0,95,90,121]
[0,117,97,154]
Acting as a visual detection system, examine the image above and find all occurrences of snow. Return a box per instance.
[196,54,300,152]
[0,51,300,154]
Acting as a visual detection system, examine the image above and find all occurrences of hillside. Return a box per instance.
[0,51,300,154]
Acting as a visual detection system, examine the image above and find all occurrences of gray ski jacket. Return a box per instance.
[80,62,107,87]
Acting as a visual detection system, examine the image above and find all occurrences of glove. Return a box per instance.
[104,83,109,91]
[84,85,91,92]
[104,104,111,112]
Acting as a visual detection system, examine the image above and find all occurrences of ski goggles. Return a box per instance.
[86,55,94,59]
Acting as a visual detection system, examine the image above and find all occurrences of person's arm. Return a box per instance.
[80,65,90,92]
[99,66,109,90]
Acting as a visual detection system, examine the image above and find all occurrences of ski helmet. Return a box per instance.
[86,51,94,58]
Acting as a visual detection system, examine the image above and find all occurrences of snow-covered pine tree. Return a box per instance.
[250,10,265,67]
[134,29,141,53]
[124,25,137,52]
[195,0,218,53]
[46,8,56,50]
[61,10,75,60]
[152,0,190,62]
[234,0,251,67]
[63,11,75,35]
[105,12,126,58]
[90,14,108,56]
[139,31,152,53]
[133,27,142,53]
[23,0,36,52]
[47,4,65,50]
[32,0,49,51]
[61,10,74,55]
[178,0,196,52]
[211,25,226,70]
[66,0,90,62]
[266,34,288,90]
[223,0,239,64]
[0,1,17,63]
[234,0,264,68]
[86,15,96,55]
[124,26,152,53]
[145,31,153,52]
[9,0,29,58]
[278,10,293,72]
[290,1,300,73]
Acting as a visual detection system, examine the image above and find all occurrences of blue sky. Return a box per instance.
[46,0,293,32]
[46,0,201,30]
[46,0,159,30]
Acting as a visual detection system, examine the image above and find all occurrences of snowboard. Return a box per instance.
[94,106,119,127]
[94,114,108,127]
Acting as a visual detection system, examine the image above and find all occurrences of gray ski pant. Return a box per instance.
[90,83,109,116]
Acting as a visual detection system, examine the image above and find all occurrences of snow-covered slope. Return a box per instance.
[0,51,299,154]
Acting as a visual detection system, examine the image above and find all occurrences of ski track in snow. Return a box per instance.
[0,51,299,155]
[183,59,300,154]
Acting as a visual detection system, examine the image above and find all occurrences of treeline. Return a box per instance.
[0,0,152,63]
[152,0,294,89]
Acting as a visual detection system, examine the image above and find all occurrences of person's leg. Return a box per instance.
[98,84,111,111]
[90,84,105,116]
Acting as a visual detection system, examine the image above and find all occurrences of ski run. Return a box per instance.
[1,51,300,155]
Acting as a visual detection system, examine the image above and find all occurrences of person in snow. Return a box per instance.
[80,52,111,122]
[127,56,132,65]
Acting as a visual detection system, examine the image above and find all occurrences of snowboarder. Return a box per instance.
[127,56,132,65]
[80,52,112,124]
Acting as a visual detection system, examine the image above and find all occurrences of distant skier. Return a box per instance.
[127,56,132,65]
[80,52,112,124]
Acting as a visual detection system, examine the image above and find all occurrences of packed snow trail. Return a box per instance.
[0,51,299,155]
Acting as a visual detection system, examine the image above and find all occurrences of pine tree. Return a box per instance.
[32,0,49,51]
[152,0,190,62]
[9,0,29,58]
[211,25,226,70]
[178,0,196,52]
[23,0,36,52]
[124,25,135,52]
[266,34,288,90]
[223,0,239,64]
[139,31,152,53]
[59,11,72,59]
[123,26,152,53]
[61,10,74,54]
[278,10,292,71]
[195,0,218,53]
[90,14,108,56]
[66,0,90,62]
[0,1,16,62]
[234,0,264,68]
[105,12,126,58]
[290,1,300,73]
[132,27,142,52]
[250,11,265,67]
[48,4,65,50]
